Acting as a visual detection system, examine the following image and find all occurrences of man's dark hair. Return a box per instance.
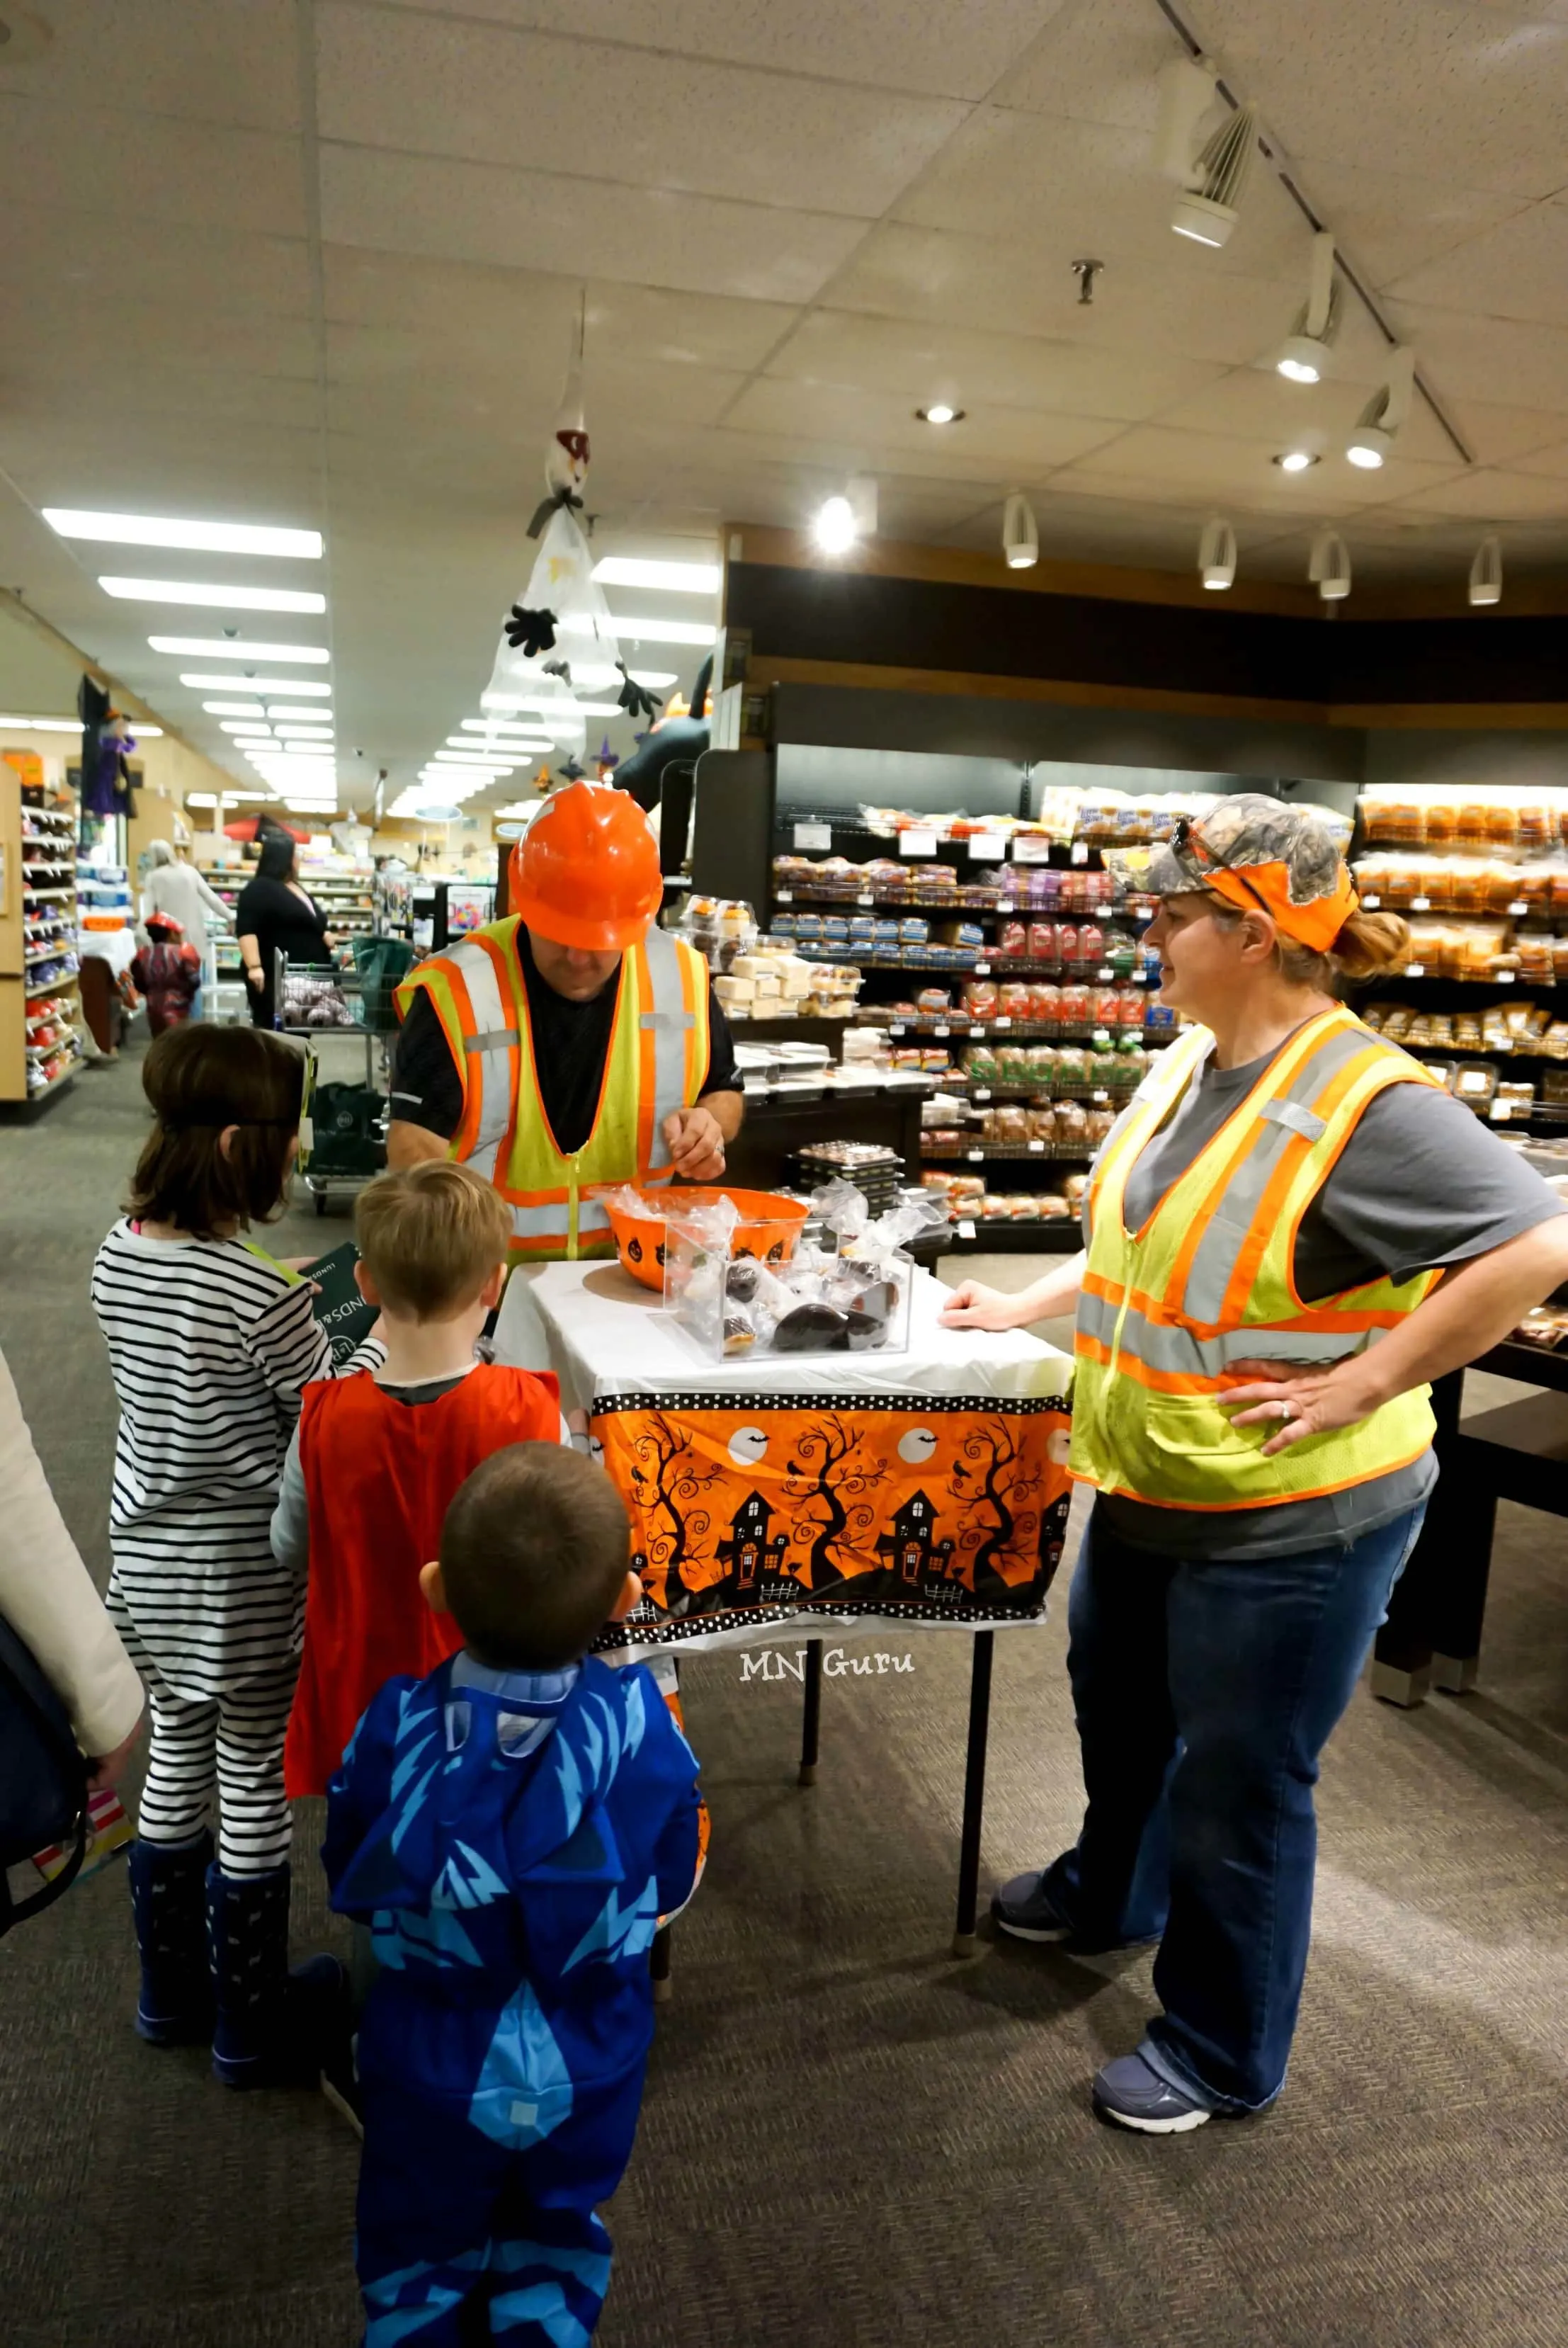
[129,1022,305,1238]
[440,1443,632,1672]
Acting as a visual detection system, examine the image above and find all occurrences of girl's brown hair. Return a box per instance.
[129,1024,305,1238]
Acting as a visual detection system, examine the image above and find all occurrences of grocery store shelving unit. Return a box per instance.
[1,770,81,1111]
[303,858,376,942]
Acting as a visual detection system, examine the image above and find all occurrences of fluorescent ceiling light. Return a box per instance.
[277,725,334,739]
[154,637,329,662]
[265,703,334,722]
[180,673,331,696]
[479,692,657,717]
[45,509,322,559]
[0,715,79,732]
[222,721,273,735]
[434,747,518,762]
[203,700,266,716]
[105,577,326,613]
[562,612,717,647]
[449,732,551,752]
[590,556,721,594]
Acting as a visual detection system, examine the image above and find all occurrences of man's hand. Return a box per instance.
[1220,1358,1383,1456]
[663,1104,727,1183]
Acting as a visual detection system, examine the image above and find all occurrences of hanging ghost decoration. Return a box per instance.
[477,320,621,766]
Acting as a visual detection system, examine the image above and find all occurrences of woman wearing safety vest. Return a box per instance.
[943,795,1568,2134]
[386,782,744,1262]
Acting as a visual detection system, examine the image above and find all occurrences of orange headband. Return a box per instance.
[1203,858,1360,954]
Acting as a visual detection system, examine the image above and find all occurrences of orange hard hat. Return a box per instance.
[509,781,662,950]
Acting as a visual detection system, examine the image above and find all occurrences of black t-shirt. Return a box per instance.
[234,875,330,1010]
[390,924,742,1155]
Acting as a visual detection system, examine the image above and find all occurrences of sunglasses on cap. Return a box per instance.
[1170,815,1273,917]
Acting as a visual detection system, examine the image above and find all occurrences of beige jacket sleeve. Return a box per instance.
[0,1349,144,1756]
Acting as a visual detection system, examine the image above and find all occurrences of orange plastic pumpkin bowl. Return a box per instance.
[601,1186,809,1293]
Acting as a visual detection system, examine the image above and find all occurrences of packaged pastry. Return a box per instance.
[1058,983,1091,1028]
[979,1191,1012,1221]
[1063,1173,1089,1207]
[1006,1193,1040,1220]
[962,979,998,1019]
[899,917,931,945]
[1084,1107,1117,1147]
[1056,922,1083,965]
[1028,921,1057,962]
[1453,1060,1498,1113]
[916,987,951,1016]
[1030,983,1062,1026]
[1055,1046,1089,1089]
[1037,1191,1071,1221]
[996,920,1028,960]
[1055,1099,1089,1147]
[1092,987,1123,1028]
[962,1041,999,1083]
[1026,1043,1057,1085]
[1028,1104,1058,1142]
[998,982,1033,1019]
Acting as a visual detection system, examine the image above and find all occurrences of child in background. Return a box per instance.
[130,909,201,1036]
[91,1023,382,2087]
[324,1441,704,2347]
[272,1161,563,1801]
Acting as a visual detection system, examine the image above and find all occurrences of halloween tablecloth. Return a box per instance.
[495,1263,1074,1660]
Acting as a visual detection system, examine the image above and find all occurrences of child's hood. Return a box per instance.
[331,1656,655,1917]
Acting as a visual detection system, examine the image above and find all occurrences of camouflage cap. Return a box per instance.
[1143,793,1346,906]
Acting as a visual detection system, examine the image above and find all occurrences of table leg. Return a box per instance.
[953,1632,994,1960]
[650,1924,672,2006]
[798,1638,824,1787]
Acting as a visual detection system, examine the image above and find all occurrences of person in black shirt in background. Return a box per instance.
[235,834,336,1028]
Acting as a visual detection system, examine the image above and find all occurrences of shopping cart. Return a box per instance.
[278,952,394,1215]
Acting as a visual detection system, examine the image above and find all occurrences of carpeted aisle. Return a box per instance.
[4,1042,1568,2347]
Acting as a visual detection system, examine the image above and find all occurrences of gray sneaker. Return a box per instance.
[1092,2051,1212,2134]
[990,1869,1074,1943]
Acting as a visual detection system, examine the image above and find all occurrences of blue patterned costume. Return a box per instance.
[324,1652,704,2345]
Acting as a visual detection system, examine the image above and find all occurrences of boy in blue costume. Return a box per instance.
[323,1440,704,2345]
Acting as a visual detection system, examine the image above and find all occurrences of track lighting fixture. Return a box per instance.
[1155,57,1254,249]
[1309,528,1351,602]
[1346,348,1415,469]
[1276,234,1341,383]
[1198,517,1237,591]
[1469,535,1503,608]
[1002,493,1038,570]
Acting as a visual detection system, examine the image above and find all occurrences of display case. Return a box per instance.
[1,756,81,1108]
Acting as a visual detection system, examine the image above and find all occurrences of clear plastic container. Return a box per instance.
[664,1214,915,1362]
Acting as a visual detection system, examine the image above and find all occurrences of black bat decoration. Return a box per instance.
[525,484,585,539]
[555,755,586,783]
[542,658,574,686]
[504,606,557,656]
[615,660,664,722]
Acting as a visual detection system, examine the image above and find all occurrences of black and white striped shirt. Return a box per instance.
[91,1220,380,1701]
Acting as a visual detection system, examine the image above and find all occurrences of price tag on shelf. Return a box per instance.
[993,1015,1011,1029]
[1361,894,1380,909]
[1028,1138,1046,1152]
[958,1218,977,1240]
[1511,900,1530,917]
[1096,965,1114,982]
[972,1087,992,1101]
[1490,1101,1513,1121]
[1013,836,1051,865]
[793,822,832,851]
[857,892,874,907]
[1497,971,1516,984]
[1411,896,1431,912]
[775,888,792,903]
[888,1022,905,1037]
[996,898,1014,912]
[900,829,938,858]
[968,836,1006,861]
[933,1023,950,1037]
[1406,964,1426,978]
[1092,1089,1109,1104]
[975,961,992,976]
[1072,841,1090,866]
[967,1148,984,1162]
[1132,968,1149,985]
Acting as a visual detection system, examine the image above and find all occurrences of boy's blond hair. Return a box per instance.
[354,1162,511,1321]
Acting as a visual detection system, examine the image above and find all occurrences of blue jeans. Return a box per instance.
[1041,1497,1426,2111]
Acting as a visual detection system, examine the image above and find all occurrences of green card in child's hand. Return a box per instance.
[303,1240,377,1366]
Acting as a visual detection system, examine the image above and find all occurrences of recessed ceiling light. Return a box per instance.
[265,703,334,722]
[590,556,721,594]
[44,509,322,559]
[203,700,267,716]
[103,577,326,613]
[1273,450,1319,472]
[562,613,717,647]
[179,673,331,695]
[916,404,965,426]
[222,721,273,736]
[154,637,329,662]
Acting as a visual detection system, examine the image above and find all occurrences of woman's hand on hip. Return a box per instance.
[939,1280,1025,1332]
[662,1104,726,1182]
[1220,1358,1382,1456]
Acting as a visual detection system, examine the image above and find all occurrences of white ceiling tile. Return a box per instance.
[1377,467,1568,521]
[318,147,865,303]
[1146,361,1474,465]
[0,0,302,132]
[317,6,968,218]
[990,0,1180,130]
[1385,197,1568,327]
[1512,438,1568,479]
[1437,399,1568,466]
[894,105,1309,278]
[759,310,1224,423]
[0,209,312,321]
[0,96,306,237]
[1380,300,1568,414]
[1198,0,1568,198]
[717,380,1126,478]
[353,0,1061,98]
[1058,427,1468,512]
[1280,157,1533,288]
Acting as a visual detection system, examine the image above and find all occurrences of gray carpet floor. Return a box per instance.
[5,1040,1568,2346]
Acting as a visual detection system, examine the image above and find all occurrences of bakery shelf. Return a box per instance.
[921,1142,1093,1164]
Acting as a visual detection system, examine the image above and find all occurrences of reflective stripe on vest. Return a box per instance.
[1069,1006,1445,1512]
[395,919,709,1264]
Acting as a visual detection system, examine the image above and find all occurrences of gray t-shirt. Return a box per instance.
[1089,1039,1567,1558]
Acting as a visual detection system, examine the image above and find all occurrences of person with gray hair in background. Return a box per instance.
[140,841,231,1020]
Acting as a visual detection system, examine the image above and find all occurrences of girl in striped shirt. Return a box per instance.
[92,1021,381,2088]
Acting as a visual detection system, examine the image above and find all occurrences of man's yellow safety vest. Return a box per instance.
[395,917,710,1266]
[1069,1004,1446,1513]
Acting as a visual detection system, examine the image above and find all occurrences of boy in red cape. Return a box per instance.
[273,1162,561,1797]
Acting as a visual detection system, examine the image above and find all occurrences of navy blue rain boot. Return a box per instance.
[127,1833,217,2046]
[205,1860,347,2091]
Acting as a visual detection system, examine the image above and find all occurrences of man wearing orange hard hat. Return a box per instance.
[387,781,744,1264]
